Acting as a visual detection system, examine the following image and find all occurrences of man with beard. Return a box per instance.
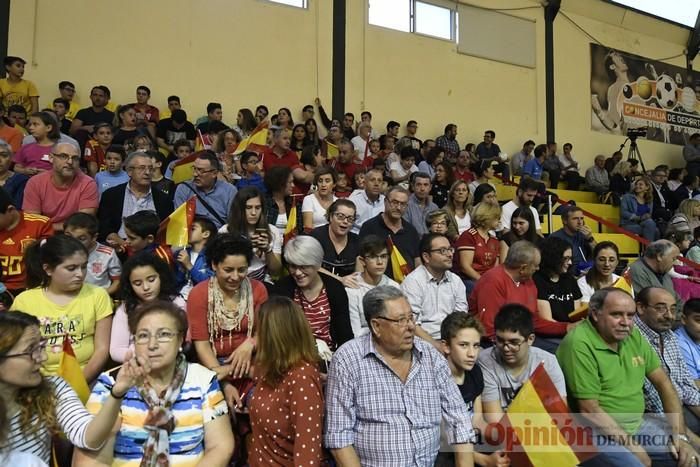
[500,177,542,234]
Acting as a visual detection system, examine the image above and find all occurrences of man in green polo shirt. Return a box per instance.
[557,287,698,467]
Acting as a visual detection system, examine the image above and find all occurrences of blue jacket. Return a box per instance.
[175,247,214,288]
[620,193,654,225]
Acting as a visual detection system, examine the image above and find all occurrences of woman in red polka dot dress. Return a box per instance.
[248,296,325,466]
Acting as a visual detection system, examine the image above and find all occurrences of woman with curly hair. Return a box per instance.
[109,253,183,363]
[0,311,132,465]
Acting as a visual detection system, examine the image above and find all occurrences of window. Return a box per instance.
[414,1,453,40]
[266,0,307,8]
[369,0,411,32]
[368,0,455,41]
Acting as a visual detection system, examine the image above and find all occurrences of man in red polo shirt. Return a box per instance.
[330,139,363,184]
[261,128,314,186]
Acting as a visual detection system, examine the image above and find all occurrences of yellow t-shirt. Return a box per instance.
[11,284,113,375]
[0,78,39,112]
[66,100,81,120]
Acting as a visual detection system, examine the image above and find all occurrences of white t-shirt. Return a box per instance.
[302,193,337,228]
[455,211,471,235]
[500,200,541,232]
[218,224,282,281]
[351,136,369,161]
[0,450,49,466]
[577,274,621,303]
[390,162,418,188]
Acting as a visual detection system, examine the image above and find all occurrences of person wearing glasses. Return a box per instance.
[346,235,400,337]
[478,304,566,423]
[635,287,700,442]
[22,141,98,232]
[557,288,700,467]
[97,151,173,247]
[173,151,237,229]
[310,199,360,286]
[401,233,467,350]
[272,235,353,351]
[0,311,144,465]
[359,186,421,282]
[325,285,475,466]
[74,300,234,466]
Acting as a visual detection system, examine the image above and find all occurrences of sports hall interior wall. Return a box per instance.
[6,0,699,169]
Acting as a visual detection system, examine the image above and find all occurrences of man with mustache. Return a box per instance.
[636,287,700,441]
[557,287,699,467]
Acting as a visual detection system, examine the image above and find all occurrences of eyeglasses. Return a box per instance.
[288,264,315,273]
[128,165,154,172]
[494,337,527,351]
[375,315,416,327]
[387,199,408,208]
[646,303,677,316]
[52,153,81,163]
[332,212,356,223]
[192,166,217,174]
[133,329,179,345]
[365,253,389,262]
[0,339,48,361]
[429,247,455,255]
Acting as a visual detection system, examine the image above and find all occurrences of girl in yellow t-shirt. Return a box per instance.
[10,235,113,384]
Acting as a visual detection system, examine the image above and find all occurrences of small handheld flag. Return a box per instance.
[57,336,90,404]
[387,236,411,283]
[171,152,200,184]
[156,196,197,249]
[283,204,298,245]
[233,120,270,155]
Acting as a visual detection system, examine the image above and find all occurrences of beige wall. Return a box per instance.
[7,0,698,168]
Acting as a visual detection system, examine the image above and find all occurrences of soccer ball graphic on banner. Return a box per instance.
[655,74,677,109]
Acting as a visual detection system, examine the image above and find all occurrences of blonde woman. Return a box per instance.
[669,198,700,235]
[455,202,501,294]
[445,180,472,239]
[609,160,633,200]
[620,177,658,242]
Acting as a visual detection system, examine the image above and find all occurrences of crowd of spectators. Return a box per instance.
[1,54,700,466]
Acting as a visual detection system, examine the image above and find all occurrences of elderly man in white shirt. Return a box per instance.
[401,233,468,349]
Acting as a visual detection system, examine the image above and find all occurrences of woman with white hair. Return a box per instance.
[271,235,353,350]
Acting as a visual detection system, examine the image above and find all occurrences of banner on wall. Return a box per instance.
[590,43,700,145]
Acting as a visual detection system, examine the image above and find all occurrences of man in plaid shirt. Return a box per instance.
[636,287,700,438]
[324,285,475,466]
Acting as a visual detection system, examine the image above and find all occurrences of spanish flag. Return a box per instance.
[283,204,298,245]
[195,129,212,151]
[499,363,597,466]
[57,337,90,404]
[157,196,197,249]
[171,152,200,184]
[233,121,270,155]
[326,141,339,160]
[387,236,410,283]
[612,268,633,295]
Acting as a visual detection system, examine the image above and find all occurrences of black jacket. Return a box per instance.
[98,182,174,242]
[270,272,353,348]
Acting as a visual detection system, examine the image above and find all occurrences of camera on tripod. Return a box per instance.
[626,127,648,139]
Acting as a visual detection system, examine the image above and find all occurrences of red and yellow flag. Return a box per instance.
[613,267,633,295]
[195,129,212,151]
[157,196,197,248]
[496,363,596,466]
[283,204,298,245]
[171,152,200,184]
[233,121,270,155]
[325,141,339,160]
[57,337,90,403]
[387,236,411,283]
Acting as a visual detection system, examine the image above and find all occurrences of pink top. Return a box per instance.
[14,143,53,170]
[23,171,99,225]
